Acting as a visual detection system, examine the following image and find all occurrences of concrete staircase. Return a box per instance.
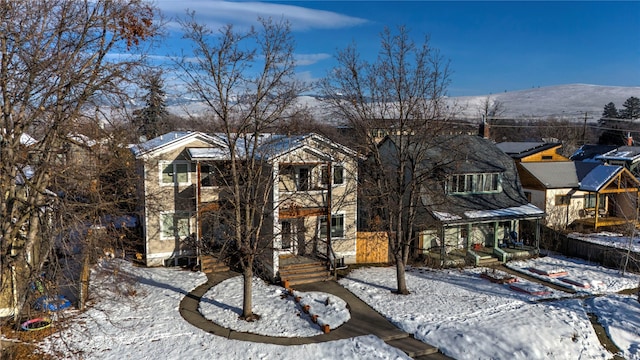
[200,255,230,273]
[279,258,332,286]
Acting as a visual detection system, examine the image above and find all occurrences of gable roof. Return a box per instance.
[130,131,226,159]
[519,161,630,192]
[579,165,624,192]
[131,131,357,163]
[496,141,561,159]
[519,162,585,188]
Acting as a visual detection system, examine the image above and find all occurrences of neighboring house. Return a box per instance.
[496,141,569,162]
[376,135,544,266]
[595,146,640,178]
[569,144,617,162]
[517,161,640,230]
[130,131,358,281]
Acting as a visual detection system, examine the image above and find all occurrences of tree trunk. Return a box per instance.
[241,267,253,320]
[395,252,409,294]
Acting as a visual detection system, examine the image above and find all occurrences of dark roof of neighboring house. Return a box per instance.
[395,135,544,224]
[519,161,596,188]
[496,141,561,159]
[569,144,617,161]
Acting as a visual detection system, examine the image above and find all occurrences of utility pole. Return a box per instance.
[582,111,588,145]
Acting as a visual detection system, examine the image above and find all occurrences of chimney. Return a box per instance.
[479,115,490,139]
[627,132,633,146]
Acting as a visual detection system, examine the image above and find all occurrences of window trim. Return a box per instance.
[159,211,191,240]
[447,172,502,195]
[319,163,345,187]
[159,160,191,186]
[319,213,346,239]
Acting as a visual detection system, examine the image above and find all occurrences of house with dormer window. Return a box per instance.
[374,135,545,266]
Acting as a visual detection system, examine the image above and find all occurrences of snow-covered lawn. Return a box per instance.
[35,260,408,359]
[590,295,640,360]
[200,276,350,337]
[568,231,640,253]
[14,255,638,360]
[507,255,640,294]
[339,266,610,360]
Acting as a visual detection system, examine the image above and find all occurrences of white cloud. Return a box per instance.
[157,0,367,31]
[295,53,331,66]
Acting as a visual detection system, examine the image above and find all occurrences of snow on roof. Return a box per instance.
[578,165,622,192]
[463,203,544,219]
[130,131,194,157]
[596,146,640,162]
[187,147,230,160]
[432,211,463,221]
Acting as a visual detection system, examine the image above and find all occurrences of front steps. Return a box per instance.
[385,334,440,358]
[279,258,332,286]
[200,255,230,273]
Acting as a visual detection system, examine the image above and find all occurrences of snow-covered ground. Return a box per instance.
[568,231,640,253]
[14,255,639,359]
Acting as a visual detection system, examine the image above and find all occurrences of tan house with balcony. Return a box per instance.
[131,131,358,281]
[517,161,640,230]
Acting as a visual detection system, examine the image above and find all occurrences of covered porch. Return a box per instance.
[418,211,544,267]
[571,165,640,231]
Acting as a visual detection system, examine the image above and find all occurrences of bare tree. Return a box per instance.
[0,0,157,325]
[477,95,505,120]
[179,15,301,320]
[319,26,453,294]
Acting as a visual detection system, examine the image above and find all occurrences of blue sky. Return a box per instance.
[153,1,640,97]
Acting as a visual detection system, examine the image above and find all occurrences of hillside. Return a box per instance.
[166,84,640,124]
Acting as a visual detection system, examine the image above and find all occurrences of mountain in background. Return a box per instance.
[166,84,640,124]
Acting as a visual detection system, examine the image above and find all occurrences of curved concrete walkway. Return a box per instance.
[179,271,451,359]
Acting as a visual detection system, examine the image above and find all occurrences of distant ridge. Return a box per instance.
[452,84,640,120]
[166,84,640,123]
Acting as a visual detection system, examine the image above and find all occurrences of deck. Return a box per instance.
[571,216,636,231]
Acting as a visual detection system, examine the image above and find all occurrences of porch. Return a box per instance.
[570,216,636,231]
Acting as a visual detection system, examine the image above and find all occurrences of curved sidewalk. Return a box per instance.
[179,271,450,359]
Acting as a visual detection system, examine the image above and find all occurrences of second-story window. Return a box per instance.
[201,164,215,187]
[320,164,345,187]
[296,167,309,191]
[448,172,501,194]
[161,161,190,186]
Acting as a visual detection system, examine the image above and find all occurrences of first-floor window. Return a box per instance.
[584,194,605,209]
[319,214,345,238]
[160,212,190,240]
[555,194,571,206]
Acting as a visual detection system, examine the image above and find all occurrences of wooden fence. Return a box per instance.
[356,232,389,264]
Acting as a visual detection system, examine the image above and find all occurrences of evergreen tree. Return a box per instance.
[602,102,619,119]
[133,71,168,140]
[620,96,640,119]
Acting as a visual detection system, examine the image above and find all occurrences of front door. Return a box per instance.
[281,220,297,254]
